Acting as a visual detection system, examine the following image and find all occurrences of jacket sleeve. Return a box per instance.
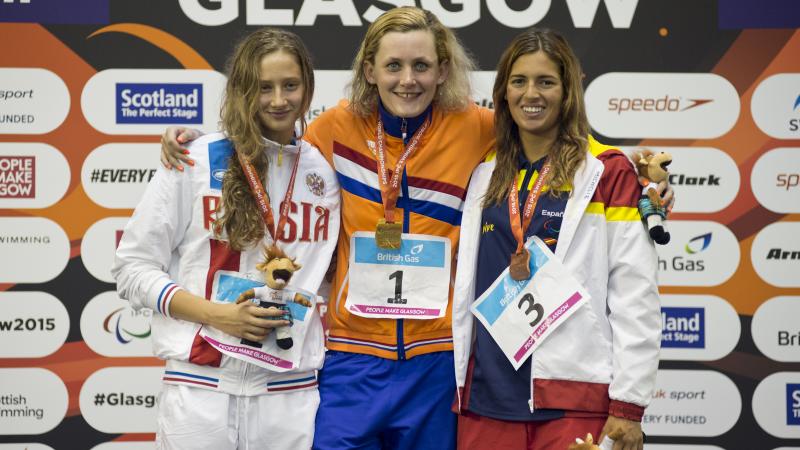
[111,164,193,318]
[601,153,661,421]
[451,162,492,410]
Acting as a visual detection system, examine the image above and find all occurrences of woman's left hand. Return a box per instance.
[598,416,643,450]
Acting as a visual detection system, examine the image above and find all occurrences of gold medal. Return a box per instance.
[509,249,531,281]
[376,218,403,249]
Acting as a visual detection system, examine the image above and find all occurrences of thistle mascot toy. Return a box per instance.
[635,150,673,245]
[238,244,312,349]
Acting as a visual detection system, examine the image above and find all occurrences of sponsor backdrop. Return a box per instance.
[1,0,799,448]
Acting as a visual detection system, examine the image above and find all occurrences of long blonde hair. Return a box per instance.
[348,6,475,117]
[216,28,314,250]
[484,28,590,207]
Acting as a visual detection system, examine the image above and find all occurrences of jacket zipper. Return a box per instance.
[397,120,410,361]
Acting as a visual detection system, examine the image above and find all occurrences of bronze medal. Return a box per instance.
[376,218,403,249]
[509,249,531,281]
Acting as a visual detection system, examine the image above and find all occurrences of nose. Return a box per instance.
[523,81,540,100]
[399,67,416,87]
[271,88,289,108]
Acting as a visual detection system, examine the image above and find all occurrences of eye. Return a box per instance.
[260,84,272,93]
[414,62,429,71]
[510,78,526,87]
[285,82,299,91]
[387,62,401,71]
[539,78,558,88]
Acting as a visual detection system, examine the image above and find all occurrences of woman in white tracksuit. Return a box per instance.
[451,29,660,450]
[112,28,339,449]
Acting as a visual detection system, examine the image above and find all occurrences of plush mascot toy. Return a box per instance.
[635,150,673,245]
[239,244,311,350]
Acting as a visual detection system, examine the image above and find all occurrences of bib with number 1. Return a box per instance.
[346,232,450,319]
[471,236,590,370]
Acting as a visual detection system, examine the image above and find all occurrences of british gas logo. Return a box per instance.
[585,73,739,139]
[655,221,739,286]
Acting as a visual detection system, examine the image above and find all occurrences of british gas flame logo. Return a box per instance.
[686,233,712,254]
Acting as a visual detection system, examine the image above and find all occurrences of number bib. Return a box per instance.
[471,237,589,370]
[346,232,451,320]
[198,270,315,372]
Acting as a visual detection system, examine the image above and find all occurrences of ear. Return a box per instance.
[364,60,377,85]
[293,261,303,271]
[437,59,450,85]
[256,262,268,272]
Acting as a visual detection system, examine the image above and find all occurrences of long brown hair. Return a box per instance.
[216,28,315,250]
[484,28,590,206]
[348,6,475,117]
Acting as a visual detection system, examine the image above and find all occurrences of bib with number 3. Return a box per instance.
[471,236,590,370]
[346,232,451,319]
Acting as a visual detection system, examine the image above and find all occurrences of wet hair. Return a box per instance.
[348,6,475,117]
[217,28,314,250]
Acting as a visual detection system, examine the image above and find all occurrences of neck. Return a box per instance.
[520,131,556,162]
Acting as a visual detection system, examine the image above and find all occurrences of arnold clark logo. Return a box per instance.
[751,222,800,288]
[655,221,739,286]
[621,146,739,213]
[584,73,739,139]
[82,69,225,135]
[751,74,800,139]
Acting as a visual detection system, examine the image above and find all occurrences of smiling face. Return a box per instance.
[257,50,305,145]
[505,51,564,146]
[364,30,448,118]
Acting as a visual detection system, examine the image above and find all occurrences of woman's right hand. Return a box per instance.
[160,126,202,171]
[208,291,290,342]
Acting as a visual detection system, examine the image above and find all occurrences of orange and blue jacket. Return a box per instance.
[305,100,494,360]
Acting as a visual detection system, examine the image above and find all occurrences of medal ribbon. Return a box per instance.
[238,146,302,242]
[375,116,429,223]
[508,159,551,254]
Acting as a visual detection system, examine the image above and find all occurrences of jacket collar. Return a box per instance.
[377,100,433,140]
[260,125,302,155]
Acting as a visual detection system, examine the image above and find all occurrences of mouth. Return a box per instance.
[660,160,672,171]
[521,105,544,115]
[267,110,292,119]
[273,269,292,283]
[394,92,422,100]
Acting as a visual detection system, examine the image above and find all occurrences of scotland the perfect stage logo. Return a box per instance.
[116,83,203,124]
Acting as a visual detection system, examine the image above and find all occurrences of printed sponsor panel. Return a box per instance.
[0,217,69,283]
[659,295,740,361]
[81,69,225,134]
[308,70,350,122]
[0,292,69,358]
[0,68,69,134]
[91,442,155,450]
[80,291,154,358]
[655,221,740,286]
[751,222,800,287]
[751,74,800,139]
[752,372,800,438]
[751,147,800,213]
[79,366,163,433]
[0,143,70,208]
[585,73,739,139]
[81,217,132,283]
[81,144,160,209]
[643,370,741,437]
[620,146,739,213]
[752,296,800,362]
[0,368,68,435]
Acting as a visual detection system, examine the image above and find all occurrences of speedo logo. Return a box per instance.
[608,96,712,115]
